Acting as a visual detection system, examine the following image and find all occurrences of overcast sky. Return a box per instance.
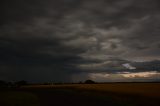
[0,0,160,82]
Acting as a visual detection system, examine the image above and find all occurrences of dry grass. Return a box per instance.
[23,83,160,98]
[2,83,159,106]
[0,91,40,106]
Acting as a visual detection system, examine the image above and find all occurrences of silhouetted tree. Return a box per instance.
[85,80,95,84]
[43,82,50,85]
[78,81,83,84]
[0,80,7,88]
[15,80,28,87]
[7,82,15,88]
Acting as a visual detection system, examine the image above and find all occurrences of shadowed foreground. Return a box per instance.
[0,83,160,106]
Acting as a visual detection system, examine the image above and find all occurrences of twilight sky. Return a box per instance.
[0,0,160,82]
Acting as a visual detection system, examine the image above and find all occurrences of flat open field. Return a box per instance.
[1,83,160,106]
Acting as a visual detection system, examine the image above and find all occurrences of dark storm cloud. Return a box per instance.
[0,0,160,82]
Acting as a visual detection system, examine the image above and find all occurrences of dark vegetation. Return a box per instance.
[0,80,28,88]
[0,79,96,88]
[84,80,96,84]
[0,80,8,88]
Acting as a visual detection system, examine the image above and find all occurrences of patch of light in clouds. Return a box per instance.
[88,71,160,82]
[122,63,136,70]
[120,71,160,78]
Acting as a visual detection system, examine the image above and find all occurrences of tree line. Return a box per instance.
[0,79,96,88]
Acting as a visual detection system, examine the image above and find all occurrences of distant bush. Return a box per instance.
[84,80,95,84]
[43,82,50,85]
[78,81,83,84]
[0,80,8,88]
[15,80,28,87]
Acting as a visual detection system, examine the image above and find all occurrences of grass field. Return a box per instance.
[1,83,160,106]
[0,90,40,106]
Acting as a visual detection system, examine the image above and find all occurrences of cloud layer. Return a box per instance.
[0,0,160,82]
